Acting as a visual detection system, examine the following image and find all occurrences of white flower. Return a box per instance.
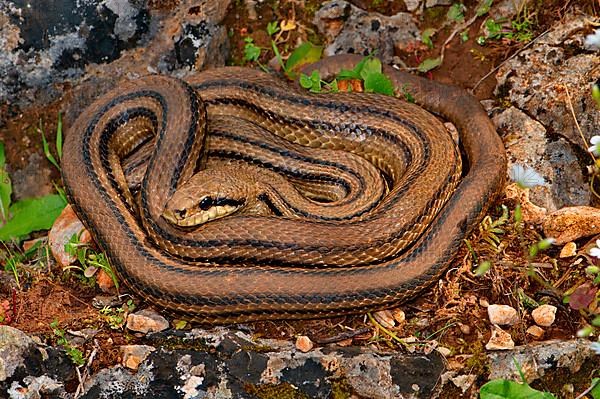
[585,29,600,50]
[509,164,545,189]
[589,239,600,258]
[591,341,600,355]
[588,135,600,157]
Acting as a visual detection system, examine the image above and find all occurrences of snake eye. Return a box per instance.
[199,196,214,211]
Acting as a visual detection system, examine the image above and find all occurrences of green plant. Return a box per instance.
[64,232,119,289]
[0,114,67,242]
[480,358,556,398]
[1,240,42,289]
[99,299,135,329]
[299,56,394,96]
[40,112,63,171]
[50,319,85,366]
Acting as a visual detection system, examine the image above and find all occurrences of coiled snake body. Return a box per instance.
[62,55,506,323]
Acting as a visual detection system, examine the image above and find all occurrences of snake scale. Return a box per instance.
[61,54,506,324]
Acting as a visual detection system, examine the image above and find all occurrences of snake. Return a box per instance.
[61,54,506,324]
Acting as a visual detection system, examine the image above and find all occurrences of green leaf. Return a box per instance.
[447,3,465,22]
[417,57,442,73]
[422,28,436,48]
[56,112,63,161]
[0,194,66,241]
[299,73,314,89]
[591,378,600,399]
[243,38,261,62]
[480,379,557,399]
[0,142,12,224]
[476,0,493,17]
[460,30,469,42]
[474,260,491,276]
[358,57,383,81]
[266,21,280,36]
[40,120,60,170]
[363,72,394,96]
[285,42,323,78]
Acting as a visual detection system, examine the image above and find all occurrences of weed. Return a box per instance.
[99,299,135,329]
[50,318,86,366]
[64,232,119,290]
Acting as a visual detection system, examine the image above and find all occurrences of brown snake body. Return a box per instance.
[62,55,506,323]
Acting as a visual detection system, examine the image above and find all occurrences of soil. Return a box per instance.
[1,0,599,396]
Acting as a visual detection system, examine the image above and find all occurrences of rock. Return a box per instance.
[10,153,54,201]
[487,304,519,326]
[7,375,65,398]
[495,14,600,171]
[504,183,547,224]
[96,268,116,293]
[82,328,446,398]
[425,0,452,7]
[559,242,577,258]
[126,309,169,334]
[48,205,92,268]
[486,326,515,351]
[0,326,75,394]
[531,305,557,327]
[449,374,477,393]
[373,309,396,329]
[121,345,156,370]
[392,308,406,325]
[526,325,545,339]
[403,0,422,12]
[542,206,600,244]
[295,336,314,353]
[490,0,529,20]
[314,0,420,64]
[494,106,586,211]
[488,339,595,383]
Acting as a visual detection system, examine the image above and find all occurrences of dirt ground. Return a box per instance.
[1,0,599,395]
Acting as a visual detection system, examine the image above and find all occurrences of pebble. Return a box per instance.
[96,269,116,293]
[526,325,545,339]
[373,310,396,329]
[485,326,515,351]
[295,336,314,353]
[48,205,92,268]
[126,309,169,334]
[487,304,519,326]
[121,345,155,369]
[543,206,600,245]
[559,242,577,258]
[531,304,557,327]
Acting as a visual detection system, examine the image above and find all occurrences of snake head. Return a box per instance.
[163,168,251,227]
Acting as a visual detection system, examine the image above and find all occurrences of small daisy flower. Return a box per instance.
[591,341,600,355]
[509,164,545,189]
[589,239,600,258]
[585,29,600,50]
[588,135,600,157]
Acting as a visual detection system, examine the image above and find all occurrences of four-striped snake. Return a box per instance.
[61,54,506,323]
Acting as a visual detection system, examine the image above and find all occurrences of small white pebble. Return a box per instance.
[526,325,545,339]
[295,335,314,353]
[373,310,396,329]
[487,304,519,326]
[532,304,557,327]
[559,242,577,258]
[485,325,515,351]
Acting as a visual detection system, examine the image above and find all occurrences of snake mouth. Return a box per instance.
[163,204,241,227]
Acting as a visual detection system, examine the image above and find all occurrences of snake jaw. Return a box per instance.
[163,202,242,227]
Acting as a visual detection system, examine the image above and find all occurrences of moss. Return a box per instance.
[150,335,212,352]
[240,344,275,353]
[464,340,490,376]
[245,382,309,399]
[330,378,357,399]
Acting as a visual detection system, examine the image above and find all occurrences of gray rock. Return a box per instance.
[495,15,600,156]
[0,326,75,395]
[493,106,589,210]
[314,0,419,64]
[0,325,36,382]
[425,0,452,7]
[488,339,595,383]
[404,0,422,12]
[81,328,445,398]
